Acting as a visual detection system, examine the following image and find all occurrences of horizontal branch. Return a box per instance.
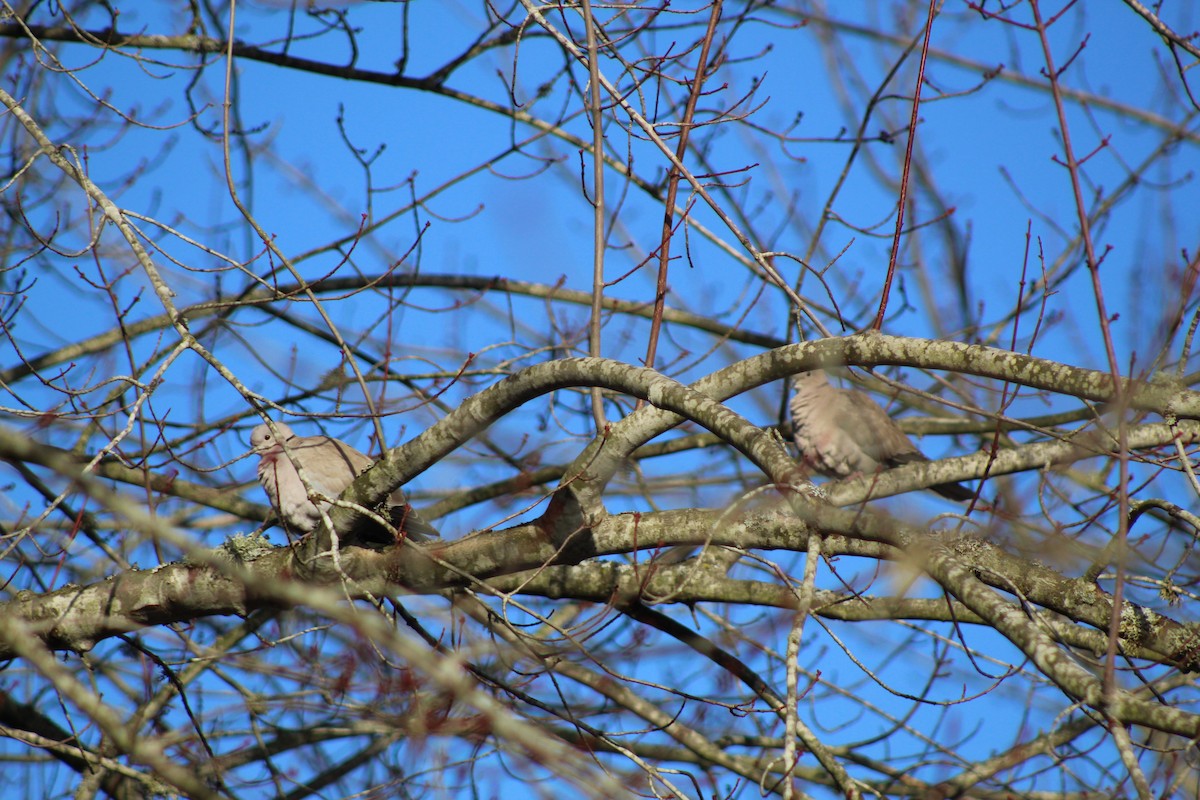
[4,505,1195,676]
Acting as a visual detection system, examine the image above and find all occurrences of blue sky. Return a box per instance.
[3,2,1199,797]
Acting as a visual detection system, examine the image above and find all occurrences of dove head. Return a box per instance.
[250,422,296,454]
[793,369,830,389]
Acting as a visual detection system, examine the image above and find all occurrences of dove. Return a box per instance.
[789,369,973,501]
[250,421,440,542]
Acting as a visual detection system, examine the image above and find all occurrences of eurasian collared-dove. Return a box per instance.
[250,421,440,542]
[789,369,972,501]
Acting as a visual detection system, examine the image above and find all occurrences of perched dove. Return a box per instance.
[789,369,972,501]
[250,421,440,542]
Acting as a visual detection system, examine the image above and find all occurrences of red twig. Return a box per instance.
[873,0,939,331]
